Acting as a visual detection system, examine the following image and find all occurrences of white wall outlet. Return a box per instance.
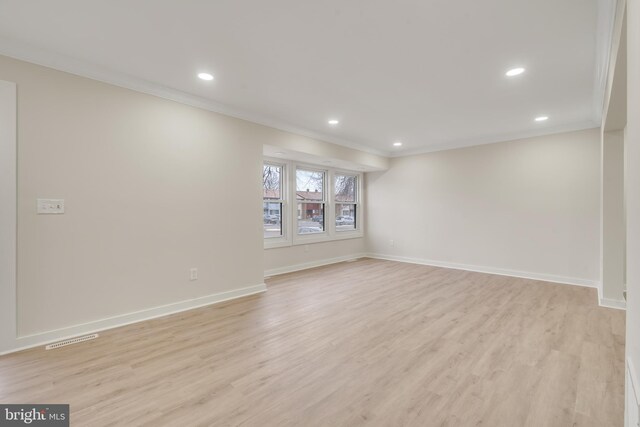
[190,268,198,281]
[37,198,64,214]
[304,245,309,253]
[389,239,395,247]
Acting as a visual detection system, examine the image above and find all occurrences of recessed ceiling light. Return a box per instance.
[505,67,525,77]
[393,141,403,147]
[274,152,286,155]
[328,119,339,125]
[534,116,549,122]
[198,72,214,81]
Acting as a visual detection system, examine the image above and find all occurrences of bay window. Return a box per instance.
[263,159,362,248]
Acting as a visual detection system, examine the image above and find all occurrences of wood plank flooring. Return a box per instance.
[0,258,625,426]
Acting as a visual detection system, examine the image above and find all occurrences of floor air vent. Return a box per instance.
[45,333,99,350]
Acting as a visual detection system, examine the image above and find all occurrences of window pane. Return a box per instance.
[297,202,324,234]
[263,202,282,238]
[263,164,282,200]
[335,204,356,231]
[335,174,357,202]
[296,169,324,201]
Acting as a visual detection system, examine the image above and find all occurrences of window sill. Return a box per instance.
[264,231,363,250]
[292,232,332,245]
[331,231,364,241]
[264,238,291,249]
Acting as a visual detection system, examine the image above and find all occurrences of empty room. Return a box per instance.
[0,0,638,426]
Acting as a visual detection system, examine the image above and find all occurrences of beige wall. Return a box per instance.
[366,128,601,284]
[0,55,262,336]
[602,130,626,303]
[0,55,383,341]
[264,238,366,275]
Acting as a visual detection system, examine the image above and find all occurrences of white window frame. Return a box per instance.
[263,160,289,249]
[294,164,329,244]
[333,171,360,237]
[263,157,363,249]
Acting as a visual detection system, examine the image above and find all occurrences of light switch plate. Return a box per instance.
[37,199,64,214]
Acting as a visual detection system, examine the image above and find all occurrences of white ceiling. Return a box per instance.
[0,0,612,156]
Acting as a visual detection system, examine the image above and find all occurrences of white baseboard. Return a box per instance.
[0,283,266,356]
[265,253,614,310]
[365,253,601,288]
[264,253,366,277]
[599,297,626,310]
[596,285,627,310]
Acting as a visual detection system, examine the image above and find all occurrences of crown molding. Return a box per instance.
[0,37,390,158]
[0,33,608,160]
[390,121,600,158]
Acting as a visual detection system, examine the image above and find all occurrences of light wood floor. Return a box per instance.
[0,258,625,426]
